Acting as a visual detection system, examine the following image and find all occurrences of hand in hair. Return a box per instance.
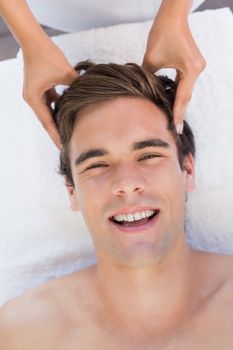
[142,0,206,134]
[22,40,78,149]
[0,0,78,150]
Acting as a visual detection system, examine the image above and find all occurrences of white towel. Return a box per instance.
[0,8,233,306]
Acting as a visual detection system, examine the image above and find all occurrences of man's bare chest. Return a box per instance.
[62,300,232,350]
[47,274,233,350]
[62,322,232,350]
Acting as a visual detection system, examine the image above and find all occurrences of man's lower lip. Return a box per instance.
[109,213,159,234]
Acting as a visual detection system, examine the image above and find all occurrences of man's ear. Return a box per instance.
[64,177,80,212]
[183,153,195,193]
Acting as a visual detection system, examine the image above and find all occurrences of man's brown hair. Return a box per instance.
[53,60,195,187]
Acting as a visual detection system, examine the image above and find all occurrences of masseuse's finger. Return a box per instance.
[46,87,61,105]
[173,73,194,134]
[28,90,61,150]
[173,60,205,134]
[141,57,160,73]
[45,87,61,116]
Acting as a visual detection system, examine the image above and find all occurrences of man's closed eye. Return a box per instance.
[85,154,162,171]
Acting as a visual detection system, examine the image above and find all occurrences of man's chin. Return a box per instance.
[101,234,175,269]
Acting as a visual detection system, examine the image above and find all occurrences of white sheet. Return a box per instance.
[0,8,233,306]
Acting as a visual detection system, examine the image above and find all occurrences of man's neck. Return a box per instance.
[95,237,201,335]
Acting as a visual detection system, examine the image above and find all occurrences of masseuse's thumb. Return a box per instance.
[173,74,195,134]
[24,68,78,150]
[33,94,61,150]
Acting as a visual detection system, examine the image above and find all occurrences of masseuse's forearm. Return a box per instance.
[156,0,193,22]
[0,0,51,51]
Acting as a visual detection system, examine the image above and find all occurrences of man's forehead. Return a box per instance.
[74,96,167,125]
[70,96,175,155]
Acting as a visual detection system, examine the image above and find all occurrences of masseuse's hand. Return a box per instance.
[0,0,78,149]
[23,40,78,149]
[142,9,206,134]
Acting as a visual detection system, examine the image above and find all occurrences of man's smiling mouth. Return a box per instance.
[109,209,160,227]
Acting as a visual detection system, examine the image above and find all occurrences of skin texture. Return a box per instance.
[0,97,232,350]
[0,0,205,148]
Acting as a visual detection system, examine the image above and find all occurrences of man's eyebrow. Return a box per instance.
[132,138,170,150]
[74,138,170,167]
[74,149,108,167]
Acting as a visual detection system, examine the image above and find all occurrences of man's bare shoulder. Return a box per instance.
[0,288,53,348]
[191,248,233,293]
[0,264,97,349]
[211,251,233,289]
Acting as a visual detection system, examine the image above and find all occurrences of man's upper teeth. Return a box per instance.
[113,210,155,222]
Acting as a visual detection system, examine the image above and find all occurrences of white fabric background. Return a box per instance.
[27,0,206,31]
[0,8,232,306]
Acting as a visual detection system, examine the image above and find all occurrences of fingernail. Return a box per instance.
[175,122,184,135]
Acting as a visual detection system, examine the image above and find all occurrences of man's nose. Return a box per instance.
[111,163,146,196]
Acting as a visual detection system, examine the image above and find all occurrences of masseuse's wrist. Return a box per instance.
[20,25,50,49]
[21,31,56,59]
[151,11,189,36]
[155,0,192,25]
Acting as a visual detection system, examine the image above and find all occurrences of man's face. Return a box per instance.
[67,97,195,267]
